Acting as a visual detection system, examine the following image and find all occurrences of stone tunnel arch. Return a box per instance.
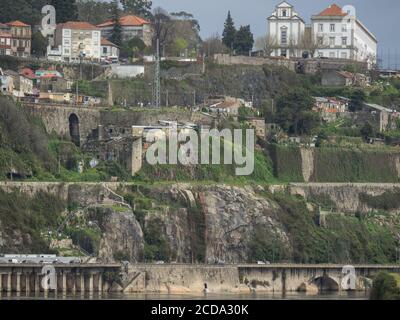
[69,113,80,146]
[312,275,339,292]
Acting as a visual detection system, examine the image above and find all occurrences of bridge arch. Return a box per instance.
[69,113,80,146]
[312,275,339,292]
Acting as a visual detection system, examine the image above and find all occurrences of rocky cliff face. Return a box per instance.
[1,182,400,264]
[92,207,144,263]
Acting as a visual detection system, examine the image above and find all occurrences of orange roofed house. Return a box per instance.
[97,15,152,46]
[51,22,101,62]
[0,21,31,57]
[311,4,377,64]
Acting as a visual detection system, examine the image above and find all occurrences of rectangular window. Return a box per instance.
[318,24,323,32]
[330,24,335,32]
[342,37,347,46]
[317,37,324,45]
[329,52,335,58]
[329,37,335,46]
[281,30,287,44]
[342,24,347,32]
[341,52,348,59]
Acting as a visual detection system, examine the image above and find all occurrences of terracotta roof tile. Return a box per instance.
[101,37,118,47]
[97,15,150,28]
[316,4,346,17]
[6,20,30,27]
[58,21,98,30]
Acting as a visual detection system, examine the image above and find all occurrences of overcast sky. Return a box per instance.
[149,0,400,68]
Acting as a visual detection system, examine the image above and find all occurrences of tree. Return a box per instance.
[349,89,366,112]
[31,32,48,57]
[170,11,200,32]
[234,25,254,56]
[370,272,400,300]
[360,122,375,141]
[77,0,114,25]
[110,0,122,46]
[151,7,172,53]
[298,28,329,58]
[0,0,48,25]
[51,0,78,23]
[201,34,228,57]
[172,37,188,56]
[120,37,146,59]
[275,88,319,135]
[121,0,152,18]
[222,11,236,51]
[255,35,277,56]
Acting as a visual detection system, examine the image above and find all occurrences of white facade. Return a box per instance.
[52,23,101,63]
[311,5,377,65]
[266,3,377,66]
[267,1,306,58]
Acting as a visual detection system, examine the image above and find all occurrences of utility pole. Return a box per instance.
[193,90,196,107]
[166,89,169,108]
[153,38,161,108]
[76,51,84,105]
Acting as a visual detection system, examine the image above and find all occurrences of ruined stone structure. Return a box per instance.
[23,103,215,175]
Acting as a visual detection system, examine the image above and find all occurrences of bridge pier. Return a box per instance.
[16,272,21,292]
[79,273,85,292]
[62,272,67,292]
[98,274,103,292]
[35,273,40,293]
[89,273,94,292]
[7,272,11,292]
[25,273,31,294]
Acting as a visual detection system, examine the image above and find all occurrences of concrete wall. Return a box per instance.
[213,54,296,71]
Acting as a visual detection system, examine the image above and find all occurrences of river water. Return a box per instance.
[0,291,369,300]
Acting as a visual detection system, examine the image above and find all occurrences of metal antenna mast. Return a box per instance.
[153,38,161,108]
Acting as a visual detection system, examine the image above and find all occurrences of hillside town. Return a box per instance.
[1,0,400,304]
[0,2,398,144]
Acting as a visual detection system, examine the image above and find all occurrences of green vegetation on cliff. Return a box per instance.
[0,96,57,179]
[0,189,66,253]
[268,144,400,183]
[370,272,400,300]
[250,192,399,264]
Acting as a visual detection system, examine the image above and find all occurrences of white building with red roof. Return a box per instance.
[52,21,101,62]
[101,37,120,61]
[311,4,377,65]
[97,15,152,46]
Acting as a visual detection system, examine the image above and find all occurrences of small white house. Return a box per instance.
[101,38,120,60]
